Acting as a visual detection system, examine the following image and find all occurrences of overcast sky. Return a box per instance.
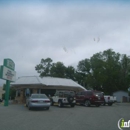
[0,0,130,86]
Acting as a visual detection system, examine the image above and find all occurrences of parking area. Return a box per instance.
[0,103,130,130]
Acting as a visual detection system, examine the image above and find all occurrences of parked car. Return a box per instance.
[26,94,51,110]
[51,90,76,107]
[102,94,116,106]
[76,90,104,107]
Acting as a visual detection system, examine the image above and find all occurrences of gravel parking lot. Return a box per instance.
[0,103,130,130]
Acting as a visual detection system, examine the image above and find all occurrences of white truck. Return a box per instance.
[51,90,76,107]
[103,95,116,106]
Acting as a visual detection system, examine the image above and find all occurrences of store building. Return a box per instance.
[11,76,86,103]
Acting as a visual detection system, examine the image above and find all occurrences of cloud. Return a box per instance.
[0,2,130,85]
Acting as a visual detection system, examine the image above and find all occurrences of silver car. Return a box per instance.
[26,94,51,110]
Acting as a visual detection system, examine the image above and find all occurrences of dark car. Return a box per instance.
[76,90,104,107]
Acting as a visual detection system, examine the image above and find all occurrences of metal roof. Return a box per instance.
[11,76,86,91]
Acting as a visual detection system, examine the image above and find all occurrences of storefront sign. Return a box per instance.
[0,66,16,82]
[4,59,15,70]
[0,58,16,106]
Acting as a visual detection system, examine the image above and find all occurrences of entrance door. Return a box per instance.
[41,89,56,96]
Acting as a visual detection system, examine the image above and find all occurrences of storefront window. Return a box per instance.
[37,89,41,94]
[16,90,20,97]
[25,88,30,97]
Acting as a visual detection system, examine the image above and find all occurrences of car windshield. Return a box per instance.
[86,91,93,96]
[31,94,47,99]
[64,92,75,97]
[94,92,103,97]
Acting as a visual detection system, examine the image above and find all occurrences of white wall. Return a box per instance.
[113,91,129,102]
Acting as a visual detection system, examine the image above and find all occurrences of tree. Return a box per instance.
[35,49,130,94]
[100,49,121,93]
[65,66,76,80]
[77,49,130,94]
[35,58,53,77]
[77,58,91,74]
[50,62,66,78]
[119,54,130,91]
[2,84,16,100]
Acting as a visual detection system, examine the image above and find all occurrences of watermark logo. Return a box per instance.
[118,118,130,130]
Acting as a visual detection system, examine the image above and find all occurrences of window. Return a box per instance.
[94,92,103,97]
[86,91,93,96]
[31,94,47,98]
[16,90,20,97]
[25,88,30,97]
[81,92,85,95]
[37,89,41,94]
[76,92,81,96]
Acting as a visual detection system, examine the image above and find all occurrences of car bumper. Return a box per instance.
[90,100,104,105]
[62,100,76,104]
[106,101,114,104]
[29,103,51,108]
[62,103,76,105]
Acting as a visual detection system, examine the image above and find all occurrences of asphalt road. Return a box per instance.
[0,103,130,130]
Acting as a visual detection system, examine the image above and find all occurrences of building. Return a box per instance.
[11,76,86,103]
[113,90,130,102]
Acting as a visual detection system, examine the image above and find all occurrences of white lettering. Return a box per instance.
[128,120,130,127]
[124,122,129,128]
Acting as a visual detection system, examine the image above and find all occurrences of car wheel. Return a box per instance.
[84,100,91,107]
[70,104,75,107]
[58,101,63,108]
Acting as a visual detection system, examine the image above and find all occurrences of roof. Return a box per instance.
[11,76,86,91]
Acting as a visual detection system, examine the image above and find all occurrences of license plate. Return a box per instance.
[98,97,100,100]
[39,101,43,103]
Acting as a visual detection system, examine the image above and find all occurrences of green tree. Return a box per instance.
[35,58,53,77]
[119,54,130,91]
[100,49,121,93]
[2,84,16,100]
[77,49,129,94]
[35,49,130,94]
[77,58,91,74]
[65,66,76,80]
[50,62,66,78]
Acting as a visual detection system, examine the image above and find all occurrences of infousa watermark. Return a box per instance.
[118,118,130,130]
